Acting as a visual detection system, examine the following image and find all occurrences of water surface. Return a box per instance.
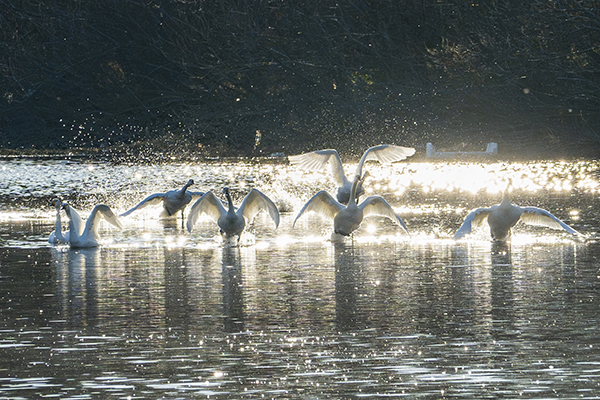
[1,158,599,398]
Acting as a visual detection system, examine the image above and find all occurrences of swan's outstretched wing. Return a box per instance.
[238,189,280,228]
[289,149,348,187]
[188,191,206,202]
[120,193,166,217]
[292,190,345,227]
[64,204,85,237]
[356,145,416,177]
[186,191,227,232]
[520,206,580,235]
[86,205,124,238]
[359,195,409,234]
[453,208,491,239]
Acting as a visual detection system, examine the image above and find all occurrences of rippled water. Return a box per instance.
[1,158,600,398]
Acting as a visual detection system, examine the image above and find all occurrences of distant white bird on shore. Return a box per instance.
[63,203,123,248]
[289,145,415,204]
[293,176,409,236]
[120,179,204,219]
[48,198,72,244]
[453,181,581,241]
[186,187,280,241]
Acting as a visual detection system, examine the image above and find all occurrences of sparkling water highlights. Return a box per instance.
[1,158,600,398]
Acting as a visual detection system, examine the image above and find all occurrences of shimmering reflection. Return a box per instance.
[222,247,244,333]
[489,241,518,342]
[2,159,598,241]
[334,242,362,332]
[1,159,600,398]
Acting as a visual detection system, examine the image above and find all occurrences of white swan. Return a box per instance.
[453,183,581,241]
[120,179,204,219]
[186,187,280,240]
[289,144,415,204]
[63,203,123,248]
[48,198,70,244]
[293,177,409,236]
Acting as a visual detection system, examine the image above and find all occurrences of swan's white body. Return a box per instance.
[120,179,204,219]
[48,198,72,244]
[186,187,280,240]
[454,189,580,241]
[289,145,415,204]
[293,178,409,236]
[63,203,123,248]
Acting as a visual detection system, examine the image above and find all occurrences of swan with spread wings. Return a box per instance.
[454,181,581,241]
[289,145,415,204]
[120,179,204,219]
[186,187,280,241]
[61,203,123,248]
[293,176,409,236]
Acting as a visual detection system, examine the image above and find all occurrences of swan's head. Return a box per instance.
[187,179,194,186]
[51,198,61,208]
[222,187,230,195]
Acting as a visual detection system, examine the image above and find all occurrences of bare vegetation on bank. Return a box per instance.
[2,0,600,159]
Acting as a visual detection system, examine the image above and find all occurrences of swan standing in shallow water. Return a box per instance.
[48,198,72,244]
[186,187,280,241]
[120,179,204,220]
[63,203,123,248]
[453,182,581,241]
[289,145,415,204]
[293,177,409,236]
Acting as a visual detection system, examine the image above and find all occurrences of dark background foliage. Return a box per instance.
[1,0,600,159]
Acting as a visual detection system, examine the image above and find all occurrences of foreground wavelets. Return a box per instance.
[2,214,599,398]
[2,158,600,398]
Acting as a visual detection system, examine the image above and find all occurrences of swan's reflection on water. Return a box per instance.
[333,242,366,332]
[53,248,100,329]
[2,158,600,399]
[221,246,244,333]
[158,217,186,232]
[163,246,190,332]
[490,241,517,341]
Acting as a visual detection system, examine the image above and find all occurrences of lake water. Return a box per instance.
[1,157,600,399]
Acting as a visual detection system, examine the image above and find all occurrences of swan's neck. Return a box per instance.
[225,192,235,213]
[179,182,192,195]
[500,191,512,207]
[349,178,360,207]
